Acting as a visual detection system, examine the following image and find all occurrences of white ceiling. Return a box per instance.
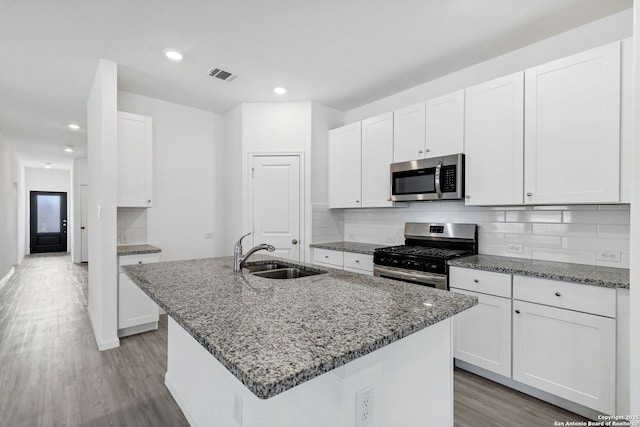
[0,0,632,169]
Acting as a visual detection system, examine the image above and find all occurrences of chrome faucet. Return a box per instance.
[233,232,275,271]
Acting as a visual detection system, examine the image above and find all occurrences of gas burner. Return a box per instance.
[376,245,471,259]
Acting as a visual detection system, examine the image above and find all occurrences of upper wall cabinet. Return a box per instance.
[393,102,425,163]
[393,91,464,163]
[524,42,621,204]
[362,112,394,207]
[464,73,524,206]
[117,112,153,208]
[425,90,465,158]
[329,122,362,208]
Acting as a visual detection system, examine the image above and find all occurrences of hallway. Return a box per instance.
[0,253,188,426]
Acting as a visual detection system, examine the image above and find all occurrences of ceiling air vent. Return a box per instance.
[207,67,238,82]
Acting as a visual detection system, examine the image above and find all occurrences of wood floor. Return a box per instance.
[0,253,589,426]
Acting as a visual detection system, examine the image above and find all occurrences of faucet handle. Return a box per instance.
[235,232,251,248]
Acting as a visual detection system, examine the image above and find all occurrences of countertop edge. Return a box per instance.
[117,244,162,256]
[309,241,385,255]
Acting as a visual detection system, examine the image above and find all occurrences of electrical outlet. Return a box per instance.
[507,243,523,254]
[598,250,621,263]
[233,393,242,426]
[204,232,215,239]
[356,385,374,427]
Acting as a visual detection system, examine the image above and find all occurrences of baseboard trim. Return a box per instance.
[0,266,15,290]
[87,305,120,351]
[455,359,605,420]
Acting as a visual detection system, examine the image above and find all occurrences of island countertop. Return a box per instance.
[123,255,477,399]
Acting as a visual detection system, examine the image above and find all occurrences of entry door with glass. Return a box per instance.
[30,191,68,253]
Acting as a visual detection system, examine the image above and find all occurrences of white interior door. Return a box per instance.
[80,185,88,263]
[251,155,301,261]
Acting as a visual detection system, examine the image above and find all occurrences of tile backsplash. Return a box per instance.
[312,204,344,244]
[320,202,629,268]
[117,208,148,244]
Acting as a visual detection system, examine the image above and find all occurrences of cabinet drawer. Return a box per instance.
[343,252,373,272]
[119,254,160,272]
[513,276,616,318]
[313,248,344,267]
[449,267,511,298]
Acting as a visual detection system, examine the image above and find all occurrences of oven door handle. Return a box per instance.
[435,161,443,199]
[374,265,447,286]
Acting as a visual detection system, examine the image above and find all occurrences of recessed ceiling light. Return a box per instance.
[65,145,74,153]
[273,87,287,95]
[165,51,183,61]
[68,124,80,130]
[44,162,52,169]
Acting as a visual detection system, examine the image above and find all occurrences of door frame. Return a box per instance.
[29,190,68,254]
[247,152,305,261]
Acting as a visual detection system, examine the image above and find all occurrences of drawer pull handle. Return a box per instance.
[473,279,479,283]
[355,260,360,263]
[138,261,143,264]
[515,310,521,314]
[325,255,329,259]
[555,292,561,297]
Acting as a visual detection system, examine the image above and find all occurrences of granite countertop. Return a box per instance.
[123,255,477,399]
[117,244,162,256]
[448,254,629,289]
[309,241,387,255]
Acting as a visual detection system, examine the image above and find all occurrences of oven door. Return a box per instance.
[373,265,448,290]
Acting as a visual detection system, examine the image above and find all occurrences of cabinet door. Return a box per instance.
[329,123,362,208]
[464,73,524,205]
[512,300,615,414]
[524,42,621,204]
[117,112,153,207]
[118,272,159,329]
[362,112,394,207]
[425,90,464,158]
[451,289,511,377]
[393,102,426,163]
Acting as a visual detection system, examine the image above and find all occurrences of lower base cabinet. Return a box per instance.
[512,300,616,414]
[118,254,160,337]
[312,248,373,276]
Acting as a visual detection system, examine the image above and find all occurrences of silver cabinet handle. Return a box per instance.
[526,193,532,197]
[473,279,479,283]
[435,161,443,199]
[138,261,143,264]
[292,239,298,245]
[324,255,329,259]
[355,260,360,263]
[425,148,431,152]
[555,292,561,297]
[465,195,470,199]
[515,310,521,314]
[418,150,423,154]
[355,200,360,203]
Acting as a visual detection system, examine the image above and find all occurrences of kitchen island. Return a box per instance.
[123,255,477,427]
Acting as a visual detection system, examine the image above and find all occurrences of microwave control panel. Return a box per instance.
[442,165,457,192]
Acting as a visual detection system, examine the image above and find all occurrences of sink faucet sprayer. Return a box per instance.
[233,232,275,271]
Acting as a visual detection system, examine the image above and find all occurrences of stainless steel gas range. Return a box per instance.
[373,223,478,290]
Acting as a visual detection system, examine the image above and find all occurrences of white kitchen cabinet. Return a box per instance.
[117,111,153,208]
[118,253,159,337]
[361,112,394,207]
[328,122,362,208]
[312,248,373,276]
[524,42,621,204]
[450,267,512,377]
[464,72,524,206]
[425,90,464,158]
[512,300,615,414]
[393,102,426,163]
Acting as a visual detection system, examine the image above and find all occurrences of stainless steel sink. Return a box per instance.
[252,267,325,279]
[243,262,291,273]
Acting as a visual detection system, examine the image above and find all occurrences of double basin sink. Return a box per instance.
[243,262,327,280]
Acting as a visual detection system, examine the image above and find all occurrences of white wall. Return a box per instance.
[0,137,19,282]
[117,91,226,260]
[72,157,88,263]
[223,104,243,253]
[24,167,71,253]
[345,9,633,123]
[87,59,119,351]
[629,0,639,414]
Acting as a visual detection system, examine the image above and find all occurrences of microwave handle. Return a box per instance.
[435,161,443,199]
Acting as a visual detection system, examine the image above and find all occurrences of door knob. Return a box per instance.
[292,239,298,245]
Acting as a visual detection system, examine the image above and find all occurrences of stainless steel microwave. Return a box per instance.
[390,153,464,202]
